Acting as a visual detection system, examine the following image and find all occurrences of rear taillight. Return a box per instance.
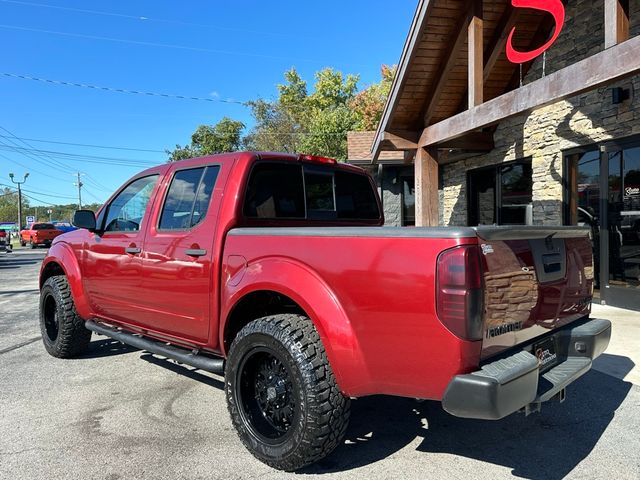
[436,245,484,341]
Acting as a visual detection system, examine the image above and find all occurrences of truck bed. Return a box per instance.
[221,225,593,400]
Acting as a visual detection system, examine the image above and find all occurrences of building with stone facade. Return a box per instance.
[359,0,640,310]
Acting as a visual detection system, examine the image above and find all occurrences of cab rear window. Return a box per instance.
[243,162,380,221]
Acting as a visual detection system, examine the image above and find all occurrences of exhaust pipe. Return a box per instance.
[85,320,225,374]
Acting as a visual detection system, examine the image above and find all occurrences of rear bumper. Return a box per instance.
[442,318,611,420]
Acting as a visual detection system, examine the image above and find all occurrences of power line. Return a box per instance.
[0,134,166,153]
[0,144,157,167]
[1,72,364,121]
[1,72,246,105]
[0,125,77,174]
[0,0,310,39]
[0,182,76,200]
[0,24,330,64]
[0,151,74,183]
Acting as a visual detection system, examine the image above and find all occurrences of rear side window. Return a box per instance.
[243,163,305,219]
[334,171,379,219]
[159,166,220,230]
[243,162,380,221]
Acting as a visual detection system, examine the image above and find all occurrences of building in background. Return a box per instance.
[347,132,415,226]
[368,0,640,310]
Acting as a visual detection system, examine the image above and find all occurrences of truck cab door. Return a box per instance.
[138,163,226,344]
[82,174,160,323]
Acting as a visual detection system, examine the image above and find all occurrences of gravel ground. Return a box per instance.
[1,249,639,480]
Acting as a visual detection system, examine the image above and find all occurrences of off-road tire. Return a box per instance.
[226,314,350,471]
[39,275,91,358]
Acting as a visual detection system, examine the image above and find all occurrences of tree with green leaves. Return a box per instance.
[0,187,29,224]
[168,65,396,162]
[349,65,396,131]
[168,117,246,161]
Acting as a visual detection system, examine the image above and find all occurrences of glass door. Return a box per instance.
[566,142,640,310]
[603,145,640,309]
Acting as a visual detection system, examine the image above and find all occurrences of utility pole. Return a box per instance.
[74,172,83,210]
[47,209,52,222]
[9,172,29,229]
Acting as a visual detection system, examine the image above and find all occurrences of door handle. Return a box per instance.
[125,247,141,255]
[185,248,207,257]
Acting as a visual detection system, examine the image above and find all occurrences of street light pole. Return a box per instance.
[9,172,29,230]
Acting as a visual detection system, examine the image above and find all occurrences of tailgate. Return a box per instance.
[476,226,593,359]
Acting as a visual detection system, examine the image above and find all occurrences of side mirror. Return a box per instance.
[73,210,97,231]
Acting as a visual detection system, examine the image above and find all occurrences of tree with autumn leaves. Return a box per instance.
[168,65,396,162]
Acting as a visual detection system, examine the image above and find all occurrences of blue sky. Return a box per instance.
[0,0,416,206]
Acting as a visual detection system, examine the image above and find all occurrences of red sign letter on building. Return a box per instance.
[506,0,565,64]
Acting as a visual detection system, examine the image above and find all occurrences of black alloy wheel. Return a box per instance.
[42,292,60,342]
[225,314,350,471]
[237,347,299,443]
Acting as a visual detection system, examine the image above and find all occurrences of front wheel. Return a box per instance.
[39,275,92,358]
[226,314,350,471]
[29,238,36,249]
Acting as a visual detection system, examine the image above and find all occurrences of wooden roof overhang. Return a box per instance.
[372,0,639,165]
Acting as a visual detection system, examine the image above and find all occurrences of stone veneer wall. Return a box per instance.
[381,170,403,226]
[441,0,640,226]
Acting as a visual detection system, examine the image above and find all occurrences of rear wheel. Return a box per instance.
[39,275,91,358]
[226,314,350,471]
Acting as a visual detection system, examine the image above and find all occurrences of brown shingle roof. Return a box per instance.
[347,132,403,162]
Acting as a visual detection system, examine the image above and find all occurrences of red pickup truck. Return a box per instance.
[39,152,610,470]
[20,222,63,248]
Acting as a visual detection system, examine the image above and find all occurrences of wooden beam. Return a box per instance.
[438,132,494,150]
[604,0,629,49]
[421,0,473,126]
[419,34,640,148]
[381,130,419,150]
[468,0,483,108]
[403,150,416,164]
[483,5,519,83]
[371,0,437,162]
[414,147,439,226]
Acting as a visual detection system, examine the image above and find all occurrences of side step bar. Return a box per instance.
[85,320,225,374]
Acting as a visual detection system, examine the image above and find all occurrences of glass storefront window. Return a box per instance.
[467,159,532,226]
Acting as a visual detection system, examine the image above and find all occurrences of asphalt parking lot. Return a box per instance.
[1,249,639,480]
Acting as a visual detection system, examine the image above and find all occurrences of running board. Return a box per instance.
[85,320,225,374]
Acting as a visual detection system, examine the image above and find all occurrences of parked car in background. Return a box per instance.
[20,222,63,248]
[0,229,11,254]
[51,221,77,234]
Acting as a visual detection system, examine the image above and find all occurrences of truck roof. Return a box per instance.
[135,152,366,178]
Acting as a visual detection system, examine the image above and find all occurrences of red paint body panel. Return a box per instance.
[40,151,594,402]
[220,234,483,398]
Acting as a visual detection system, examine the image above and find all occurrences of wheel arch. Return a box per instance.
[220,258,370,397]
[40,242,92,319]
